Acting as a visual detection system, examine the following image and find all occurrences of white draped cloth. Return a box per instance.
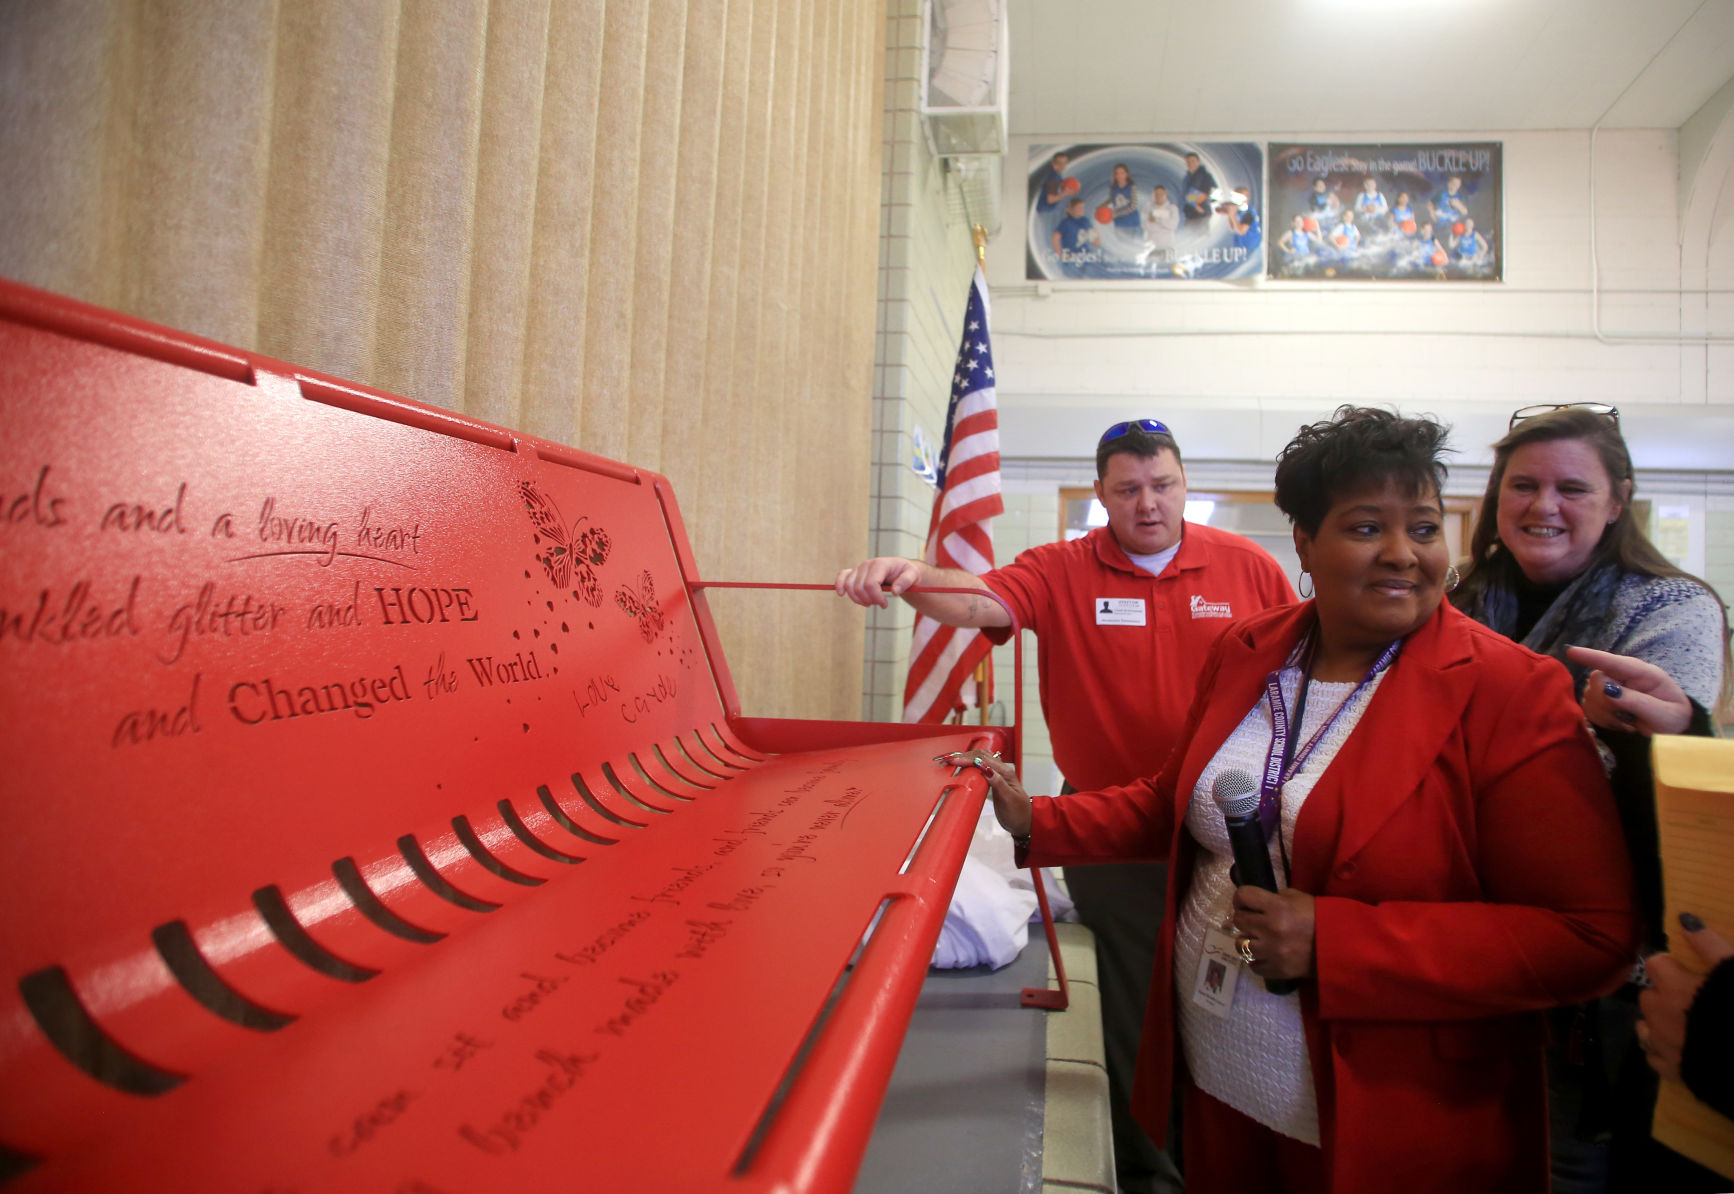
[932,804,1075,971]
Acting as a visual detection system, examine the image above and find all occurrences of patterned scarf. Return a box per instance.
[1461,556,1627,699]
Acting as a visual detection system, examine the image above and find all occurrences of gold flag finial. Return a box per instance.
[972,224,987,267]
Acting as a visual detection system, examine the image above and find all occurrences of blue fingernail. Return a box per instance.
[1603,679,1623,699]
[1681,912,1706,932]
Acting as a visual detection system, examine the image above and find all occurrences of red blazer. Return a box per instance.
[1028,600,1638,1193]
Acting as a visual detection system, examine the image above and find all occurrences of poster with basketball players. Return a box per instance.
[1267,143,1502,281]
[1026,141,1264,281]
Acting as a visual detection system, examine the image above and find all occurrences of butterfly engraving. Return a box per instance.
[615,570,666,641]
[519,480,612,606]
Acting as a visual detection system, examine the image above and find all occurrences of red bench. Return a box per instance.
[0,279,1057,1191]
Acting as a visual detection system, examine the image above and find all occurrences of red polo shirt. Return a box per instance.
[983,523,1294,790]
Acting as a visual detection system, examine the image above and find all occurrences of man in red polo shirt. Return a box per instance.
[836,419,1293,1194]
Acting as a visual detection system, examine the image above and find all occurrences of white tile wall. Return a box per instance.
[988,483,1063,794]
[984,130,1734,435]
[865,0,981,722]
[967,126,1734,688]
[867,56,1734,737]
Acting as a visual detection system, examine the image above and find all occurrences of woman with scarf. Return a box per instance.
[959,407,1637,1193]
[1451,403,1730,1193]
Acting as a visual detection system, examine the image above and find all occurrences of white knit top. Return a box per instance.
[1172,664,1388,1145]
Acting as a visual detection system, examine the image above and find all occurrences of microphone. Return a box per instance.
[1212,768,1298,995]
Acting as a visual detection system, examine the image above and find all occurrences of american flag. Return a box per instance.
[903,267,1003,724]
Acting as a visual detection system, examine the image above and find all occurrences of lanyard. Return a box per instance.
[1258,633,1401,841]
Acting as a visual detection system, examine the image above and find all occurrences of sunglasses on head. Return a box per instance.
[1099,418,1172,446]
[1508,402,1619,430]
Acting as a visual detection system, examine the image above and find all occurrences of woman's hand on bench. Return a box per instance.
[941,750,1032,838]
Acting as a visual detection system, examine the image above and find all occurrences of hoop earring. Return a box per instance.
[1297,571,1314,599]
[1445,564,1461,593]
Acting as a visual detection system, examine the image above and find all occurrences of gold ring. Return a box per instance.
[1236,935,1257,966]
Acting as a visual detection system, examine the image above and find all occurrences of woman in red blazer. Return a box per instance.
[961,408,1638,1193]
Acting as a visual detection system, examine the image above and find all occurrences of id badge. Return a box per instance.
[1190,926,1243,1018]
[1095,597,1145,626]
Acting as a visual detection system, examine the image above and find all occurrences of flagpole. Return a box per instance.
[971,222,990,728]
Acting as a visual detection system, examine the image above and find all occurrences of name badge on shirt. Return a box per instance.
[1094,597,1145,626]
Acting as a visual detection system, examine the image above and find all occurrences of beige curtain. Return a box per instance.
[0,0,884,719]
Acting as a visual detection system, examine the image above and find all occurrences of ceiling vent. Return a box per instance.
[920,0,1008,159]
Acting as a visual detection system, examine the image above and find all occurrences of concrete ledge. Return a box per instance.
[1048,918,1099,988]
[1041,922,1114,1194]
[1044,967,1104,1068]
